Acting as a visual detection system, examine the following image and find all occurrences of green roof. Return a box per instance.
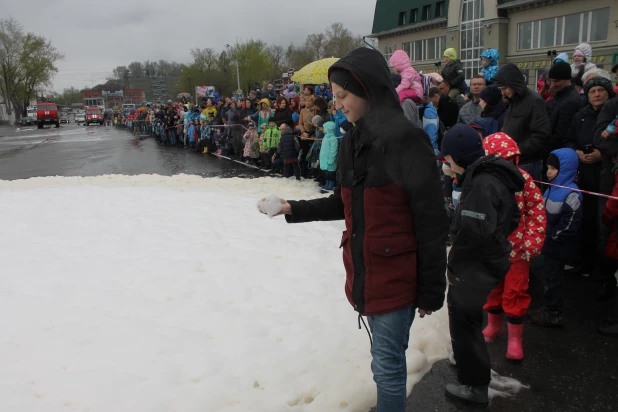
[372,0,449,34]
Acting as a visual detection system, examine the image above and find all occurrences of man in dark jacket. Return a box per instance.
[593,95,618,337]
[438,124,524,404]
[546,62,583,150]
[494,64,552,181]
[428,87,460,129]
[262,47,449,411]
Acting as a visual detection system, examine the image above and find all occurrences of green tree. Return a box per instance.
[0,18,62,121]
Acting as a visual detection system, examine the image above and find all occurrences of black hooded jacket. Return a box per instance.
[448,155,524,308]
[284,48,449,315]
[494,64,552,164]
[593,97,618,195]
[545,84,582,150]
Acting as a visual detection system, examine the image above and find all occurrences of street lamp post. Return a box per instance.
[225,44,241,93]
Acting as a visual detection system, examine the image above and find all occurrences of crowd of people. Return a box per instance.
[114,83,347,191]
[110,42,618,409]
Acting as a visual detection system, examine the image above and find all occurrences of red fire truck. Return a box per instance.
[85,106,104,126]
[36,102,59,128]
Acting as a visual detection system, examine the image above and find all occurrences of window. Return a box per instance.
[422,5,432,20]
[398,11,407,26]
[540,18,555,48]
[591,9,609,42]
[401,36,447,62]
[461,0,485,80]
[384,46,393,61]
[403,42,411,57]
[410,8,419,23]
[436,1,445,17]
[517,8,609,50]
[414,40,424,61]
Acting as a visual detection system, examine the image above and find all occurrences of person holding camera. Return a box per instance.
[564,77,616,295]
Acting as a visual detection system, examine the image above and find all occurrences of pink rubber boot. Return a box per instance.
[506,323,524,360]
[482,313,504,342]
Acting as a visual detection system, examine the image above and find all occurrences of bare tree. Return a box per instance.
[305,33,328,61]
[324,22,364,58]
[191,47,217,71]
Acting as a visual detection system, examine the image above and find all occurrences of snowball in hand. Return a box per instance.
[256,194,283,218]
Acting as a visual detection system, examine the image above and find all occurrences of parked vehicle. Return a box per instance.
[85,106,104,126]
[75,112,86,124]
[20,116,35,126]
[27,106,37,122]
[36,102,59,128]
[60,114,69,124]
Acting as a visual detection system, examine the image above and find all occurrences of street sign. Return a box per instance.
[288,68,295,76]
[237,89,243,94]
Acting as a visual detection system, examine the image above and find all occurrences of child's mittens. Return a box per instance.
[256,194,284,218]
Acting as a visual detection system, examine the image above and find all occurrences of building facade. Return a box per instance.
[369,0,618,88]
[80,83,145,109]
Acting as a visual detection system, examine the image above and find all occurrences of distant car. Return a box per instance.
[60,114,69,124]
[75,113,86,124]
[20,116,35,126]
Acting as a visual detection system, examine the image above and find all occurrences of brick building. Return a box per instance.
[80,83,145,109]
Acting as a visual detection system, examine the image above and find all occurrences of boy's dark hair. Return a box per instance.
[428,87,441,98]
[305,86,315,95]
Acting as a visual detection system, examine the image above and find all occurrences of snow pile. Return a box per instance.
[0,175,452,412]
[489,370,529,400]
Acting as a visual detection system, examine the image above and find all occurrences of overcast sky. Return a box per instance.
[1,0,375,93]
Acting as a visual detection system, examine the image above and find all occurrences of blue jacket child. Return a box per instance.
[315,83,333,102]
[542,148,582,260]
[480,49,500,85]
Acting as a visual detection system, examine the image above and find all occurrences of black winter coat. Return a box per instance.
[494,64,552,164]
[441,60,465,90]
[284,47,448,315]
[448,155,524,309]
[273,107,294,128]
[546,85,582,150]
[564,104,603,192]
[593,97,618,195]
[277,132,300,160]
[481,100,508,131]
[438,94,460,129]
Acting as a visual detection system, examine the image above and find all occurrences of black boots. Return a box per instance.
[445,383,489,404]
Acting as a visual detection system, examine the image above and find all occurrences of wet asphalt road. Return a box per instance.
[0,122,261,180]
[1,122,617,411]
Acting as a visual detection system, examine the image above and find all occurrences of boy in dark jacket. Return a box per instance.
[260,47,448,412]
[530,148,582,327]
[274,124,300,180]
[441,48,467,97]
[438,124,524,404]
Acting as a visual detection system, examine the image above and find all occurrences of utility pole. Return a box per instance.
[225,44,241,93]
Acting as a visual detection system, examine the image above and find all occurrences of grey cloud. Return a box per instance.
[0,0,374,92]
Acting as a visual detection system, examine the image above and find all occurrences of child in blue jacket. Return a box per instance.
[530,148,582,327]
[319,121,339,191]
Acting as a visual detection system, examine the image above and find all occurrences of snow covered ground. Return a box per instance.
[0,175,455,411]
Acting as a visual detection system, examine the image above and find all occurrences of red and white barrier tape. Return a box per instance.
[533,180,618,201]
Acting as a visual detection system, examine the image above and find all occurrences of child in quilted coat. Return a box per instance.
[389,50,424,104]
[481,133,546,360]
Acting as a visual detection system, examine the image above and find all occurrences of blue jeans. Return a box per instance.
[368,304,416,412]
